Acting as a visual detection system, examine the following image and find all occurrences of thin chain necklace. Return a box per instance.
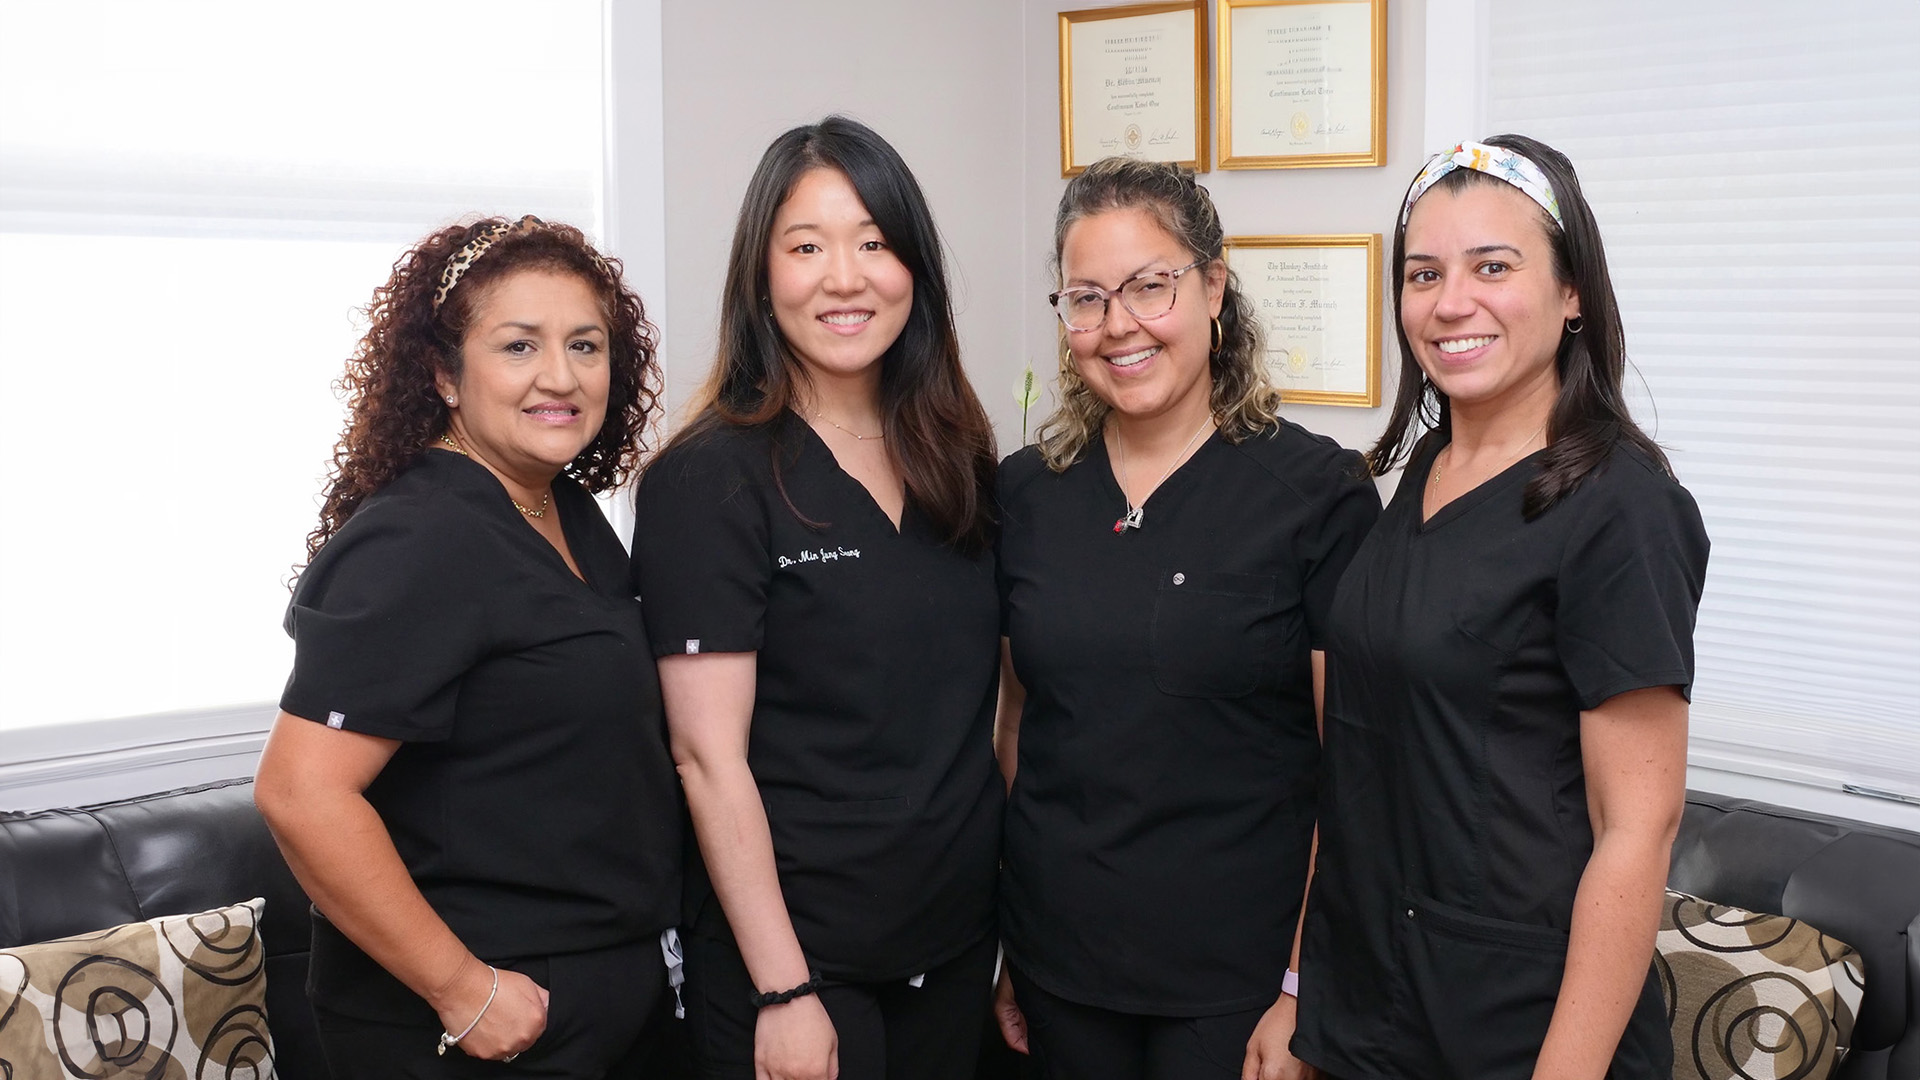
[1112,417,1213,533]
[814,411,884,441]
[1430,420,1548,490]
[438,433,551,518]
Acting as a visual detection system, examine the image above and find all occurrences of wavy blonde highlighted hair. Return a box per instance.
[1034,157,1283,471]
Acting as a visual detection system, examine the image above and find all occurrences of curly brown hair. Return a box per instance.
[304,217,661,562]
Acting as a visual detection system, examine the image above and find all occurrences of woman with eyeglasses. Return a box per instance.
[991,156,1380,1080]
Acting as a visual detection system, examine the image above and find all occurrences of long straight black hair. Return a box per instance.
[671,115,997,554]
[1368,133,1670,518]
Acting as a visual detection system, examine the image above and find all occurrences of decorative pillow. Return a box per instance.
[1656,889,1865,1080]
[0,897,276,1079]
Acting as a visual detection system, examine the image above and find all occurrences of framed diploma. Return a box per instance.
[1059,1,1209,176]
[1226,234,1381,406]
[1218,0,1386,169]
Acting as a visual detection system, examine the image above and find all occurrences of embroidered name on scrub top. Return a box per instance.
[776,546,862,568]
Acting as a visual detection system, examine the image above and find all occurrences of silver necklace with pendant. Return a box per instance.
[1112,418,1213,534]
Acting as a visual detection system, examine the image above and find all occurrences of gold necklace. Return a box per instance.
[1430,420,1549,490]
[438,433,551,518]
[814,411,884,441]
[1112,417,1213,533]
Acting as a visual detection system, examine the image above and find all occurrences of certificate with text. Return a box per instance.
[1219,0,1385,169]
[1059,2,1209,176]
[1227,235,1381,406]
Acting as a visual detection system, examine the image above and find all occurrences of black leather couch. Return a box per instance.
[5,779,1918,1079]
[0,778,325,1079]
[1668,792,1920,1080]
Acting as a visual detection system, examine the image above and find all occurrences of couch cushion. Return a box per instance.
[1671,800,1846,915]
[1657,889,1863,1080]
[1782,832,1920,1052]
[0,897,275,1078]
[0,807,144,949]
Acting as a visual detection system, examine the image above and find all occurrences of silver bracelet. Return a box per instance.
[436,965,499,1056]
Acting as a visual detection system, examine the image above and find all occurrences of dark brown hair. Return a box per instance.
[1035,156,1279,469]
[672,115,997,554]
[1370,133,1670,517]
[305,217,661,561]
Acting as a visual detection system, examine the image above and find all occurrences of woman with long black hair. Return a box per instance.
[629,116,1002,1080]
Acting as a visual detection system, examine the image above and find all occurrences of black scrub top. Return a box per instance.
[997,422,1380,1016]
[629,412,1003,982]
[281,449,683,965]
[1293,440,1708,1080]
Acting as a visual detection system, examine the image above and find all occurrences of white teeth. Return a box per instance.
[1107,347,1158,368]
[1437,335,1495,354]
[820,312,872,326]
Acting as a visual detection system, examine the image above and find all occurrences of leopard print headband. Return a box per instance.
[432,217,534,310]
[431,215,613,311]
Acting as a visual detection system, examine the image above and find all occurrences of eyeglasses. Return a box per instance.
[1048,259,1204,333]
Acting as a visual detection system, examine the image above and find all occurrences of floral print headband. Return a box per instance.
[1400,141,1563,229]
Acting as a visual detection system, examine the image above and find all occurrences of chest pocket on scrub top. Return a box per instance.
[1149,568,1283,698]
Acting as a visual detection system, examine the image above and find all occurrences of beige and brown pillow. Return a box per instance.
[0,897,275,1079]
[1656,889,1864,1080]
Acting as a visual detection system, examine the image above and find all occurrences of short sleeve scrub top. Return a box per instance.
[1292,441,1709,1080]
[281,449,684,1021]
[996,422,1381,1016]
[629,412,1003,980]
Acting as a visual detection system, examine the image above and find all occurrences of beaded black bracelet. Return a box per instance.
[750,970,825,1009]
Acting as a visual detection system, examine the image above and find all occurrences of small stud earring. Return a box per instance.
[445,396,456,405]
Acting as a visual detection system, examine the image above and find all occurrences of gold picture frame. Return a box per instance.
[1226,234,1381,406]
[1218,0,1386,169]
[1059,1,1210,176]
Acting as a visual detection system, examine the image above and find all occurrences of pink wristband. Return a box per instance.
[1281,969,1300,997]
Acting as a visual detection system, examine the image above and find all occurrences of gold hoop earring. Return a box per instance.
[1209,317,1224,355]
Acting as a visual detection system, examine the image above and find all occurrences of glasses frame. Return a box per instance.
[1048,258,1206,333]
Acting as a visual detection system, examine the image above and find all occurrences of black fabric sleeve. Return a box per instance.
[280,497,491,741]
[993,447,1047,636]
[630,435,773,658]
[1300,451,1384,649]
[1556,459,1710,710]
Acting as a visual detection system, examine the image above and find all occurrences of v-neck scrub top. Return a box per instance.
[629,413,1003,982]
[281,450,683,971]
[1292,440,1708,1080]
[996,421,1381,1016]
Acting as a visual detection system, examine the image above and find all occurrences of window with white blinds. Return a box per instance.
[1474,2,1920,813]
[0,1,607,732]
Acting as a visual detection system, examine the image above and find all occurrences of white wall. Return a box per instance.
[656,0,1029,441]
[1018,0,1430,461]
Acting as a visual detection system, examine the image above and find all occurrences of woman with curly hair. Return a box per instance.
[255,216,682,1077]
[992,157,1380,1080]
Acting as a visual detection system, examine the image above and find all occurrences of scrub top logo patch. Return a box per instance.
[326,711,346,729]
[777,547,862,569]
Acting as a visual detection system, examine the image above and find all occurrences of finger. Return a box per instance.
[1241,1047,1261,1080]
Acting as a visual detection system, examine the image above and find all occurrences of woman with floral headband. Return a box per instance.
[255,216,682,1077]
[1290,135,1709,1079]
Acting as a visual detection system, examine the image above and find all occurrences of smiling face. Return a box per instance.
[1400,181,1579,414]
[765,167,914,389]
[1059,206,1225,427]
[436,268,610,486]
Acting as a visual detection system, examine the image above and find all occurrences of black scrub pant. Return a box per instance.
[1009,966,1267,1080]
[681,921,998,1080]
[311,935,676,1079]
